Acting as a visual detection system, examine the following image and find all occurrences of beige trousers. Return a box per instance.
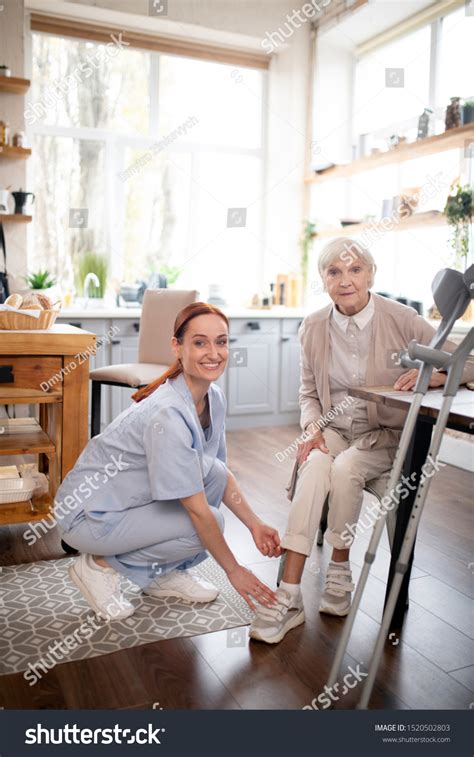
[281,426,397,553]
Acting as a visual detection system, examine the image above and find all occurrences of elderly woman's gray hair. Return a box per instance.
[318,237,377,289]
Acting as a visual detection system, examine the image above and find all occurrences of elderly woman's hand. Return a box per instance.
[394,369,447,391]
[296,432,329,465]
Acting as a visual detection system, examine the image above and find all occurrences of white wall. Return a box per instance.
[0,0,28,285]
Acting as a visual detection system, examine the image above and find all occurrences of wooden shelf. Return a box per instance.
[0,214,32,223]
[313,211,447,239]
[0,145,32,159]
[0,493,52,526]
[0,419,56,456]
[306,124,474,184]
[0,76,30,95]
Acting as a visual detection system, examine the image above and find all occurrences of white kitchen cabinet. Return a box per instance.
[227,333,279,415]
[279,319,302,413]
[110,326,140,420]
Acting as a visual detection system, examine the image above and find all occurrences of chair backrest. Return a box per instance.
[138,289,199,366]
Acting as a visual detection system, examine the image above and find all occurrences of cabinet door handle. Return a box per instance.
[281,337,290,342]
[246,321,261,330]
[111,340,121,345]
[229,337,238,343]
[133,322,140,332]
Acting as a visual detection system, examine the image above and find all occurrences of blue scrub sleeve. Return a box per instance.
[217,424,227,464]
[143,406,204,500]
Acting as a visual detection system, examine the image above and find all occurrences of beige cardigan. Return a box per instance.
[299,292,474,435]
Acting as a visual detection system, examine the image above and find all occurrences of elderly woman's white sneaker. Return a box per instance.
[143,569,219,603]
[249,588,305,644]
[319,561,355,616]
[69,554,135,620]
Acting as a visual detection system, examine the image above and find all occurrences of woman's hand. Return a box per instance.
[251,523,282,558]
[296,431,329,464]
[227,565,278,611]
[394,369,447,391]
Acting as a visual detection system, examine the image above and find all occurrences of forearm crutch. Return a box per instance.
[326,266,474,703]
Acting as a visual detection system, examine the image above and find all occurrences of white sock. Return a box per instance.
[279,580,301,598]
[329,560,350,569]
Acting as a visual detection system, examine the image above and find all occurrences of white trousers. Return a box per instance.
[281,426,397,553]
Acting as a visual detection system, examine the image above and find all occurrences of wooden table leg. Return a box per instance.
[61,356,90,479]
[384,418,433,631]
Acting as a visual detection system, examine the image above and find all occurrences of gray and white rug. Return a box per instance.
[0,557,253,678]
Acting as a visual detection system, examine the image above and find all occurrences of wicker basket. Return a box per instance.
[0,304,61,331]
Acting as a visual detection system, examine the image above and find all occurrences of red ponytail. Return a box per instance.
[132,302,228,403]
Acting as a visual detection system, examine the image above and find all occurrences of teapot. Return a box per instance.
[11,189,35,215]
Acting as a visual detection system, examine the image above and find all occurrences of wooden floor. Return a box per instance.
[0,425,472,710]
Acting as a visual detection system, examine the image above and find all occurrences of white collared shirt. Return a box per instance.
[332,292,375,333]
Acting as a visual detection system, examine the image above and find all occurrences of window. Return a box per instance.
[438,7,474,106]
[29,33,266,305]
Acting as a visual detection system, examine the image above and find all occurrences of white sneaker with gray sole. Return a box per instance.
[249,588,305,644]
[143,569,219,603]
[319,562,354,617]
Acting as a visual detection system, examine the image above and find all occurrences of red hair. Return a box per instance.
[132,302,229,403]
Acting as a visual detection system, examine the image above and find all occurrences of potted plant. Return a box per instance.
[300,219,316,301]
[74,251,108,304]
[444,183,473,271]
[22,269,57,296]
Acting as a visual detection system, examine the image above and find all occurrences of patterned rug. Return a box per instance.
[0,557,253,678]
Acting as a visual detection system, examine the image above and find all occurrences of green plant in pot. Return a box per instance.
[74,251,108,300]
[23,269,57,292]
[463,99,474,125]
[444,183,473,271]
[300,219,316,300]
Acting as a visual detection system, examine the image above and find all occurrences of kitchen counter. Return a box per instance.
[59,306,308,319]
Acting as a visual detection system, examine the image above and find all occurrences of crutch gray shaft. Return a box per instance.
[357,398,453,709]
[326,391,425,689]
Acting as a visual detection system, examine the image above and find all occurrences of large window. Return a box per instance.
[29,33,265,305]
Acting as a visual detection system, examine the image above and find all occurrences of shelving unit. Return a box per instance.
[0,214,32,223]
[0,76,30,95]
[0,145,32,159]
[313,211,446,239]
[306,124,474,184]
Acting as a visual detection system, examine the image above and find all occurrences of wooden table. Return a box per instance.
[349,385,474,631]
[0,325,96,525]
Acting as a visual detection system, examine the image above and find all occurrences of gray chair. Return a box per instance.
[89,289,198,437]
[277,471,396,585]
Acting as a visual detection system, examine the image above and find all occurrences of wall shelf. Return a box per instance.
[0,76,30,95]
[306,124,474,184]
[0,214,32,223]
[313,210,447,239]
[0,145,32,159]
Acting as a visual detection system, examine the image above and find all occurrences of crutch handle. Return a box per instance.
[407,340,451,369]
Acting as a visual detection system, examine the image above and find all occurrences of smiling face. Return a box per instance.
[323,255,371,315]
[172,313,229,384]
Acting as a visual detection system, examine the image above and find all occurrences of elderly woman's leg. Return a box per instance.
[320,443,396,616]
[249,429,347,644]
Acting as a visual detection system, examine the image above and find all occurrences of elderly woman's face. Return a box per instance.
[323,255,371,315]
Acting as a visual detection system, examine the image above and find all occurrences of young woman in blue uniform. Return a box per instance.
[55,302,280,620]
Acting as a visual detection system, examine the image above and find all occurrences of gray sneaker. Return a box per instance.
[319,562,354,617]
[249,588,305,644]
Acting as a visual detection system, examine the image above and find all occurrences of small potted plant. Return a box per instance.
[22,269,57,295]
[0,65,11,78]
[300,219,316,301]
[463,99,474,125]
[444,183,473,271]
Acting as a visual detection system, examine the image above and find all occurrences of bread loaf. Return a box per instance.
[20,293,44,310]
[4,293,23,309]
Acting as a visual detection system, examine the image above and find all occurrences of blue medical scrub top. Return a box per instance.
[54,373,227,536]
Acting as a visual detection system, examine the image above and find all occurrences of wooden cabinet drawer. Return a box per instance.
[0,356,63,397]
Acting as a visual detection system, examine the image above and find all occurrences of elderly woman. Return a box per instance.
[249,237,474,644]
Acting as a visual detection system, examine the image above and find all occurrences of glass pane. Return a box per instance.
[353,25,431,136]
[32,135,107,290]
[438,8,474,106]
[120,148,192,284]
[30,33,150,134]
[159,55,263,149]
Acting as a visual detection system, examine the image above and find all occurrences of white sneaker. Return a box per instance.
[69,554,135,621]
[249,588,305,644]
[143,569,219,603]
[319,562,355,617]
